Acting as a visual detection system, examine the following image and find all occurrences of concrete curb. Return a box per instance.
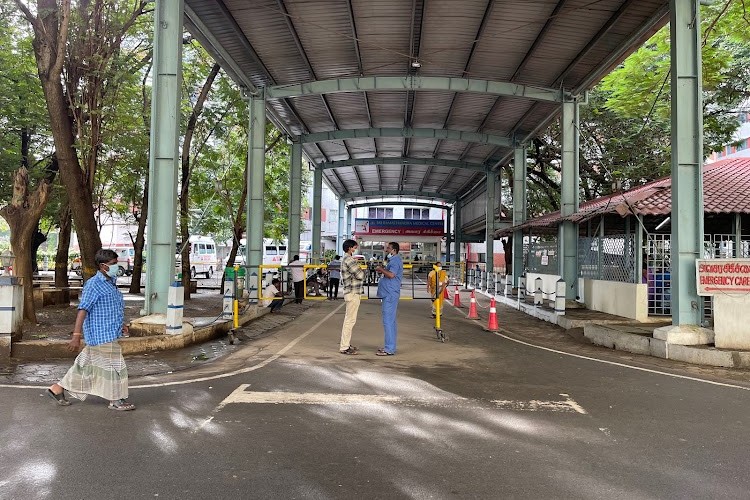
[10,304,271,360]
[584,323,750,369]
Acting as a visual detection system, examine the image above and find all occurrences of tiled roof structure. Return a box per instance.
[498,158,750,235]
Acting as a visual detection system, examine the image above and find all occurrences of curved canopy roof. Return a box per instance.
[184,0,669,203]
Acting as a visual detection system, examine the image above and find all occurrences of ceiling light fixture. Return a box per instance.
[411,59,421,69]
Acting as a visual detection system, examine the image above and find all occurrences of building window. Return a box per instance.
[369,207,393,219]
[404,208,431,219]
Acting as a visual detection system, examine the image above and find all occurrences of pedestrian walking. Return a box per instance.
[339,240,364,354]
[327,255,341,299]
[288,254,305,303]
[46,249,135,411]
[375,242,403,356]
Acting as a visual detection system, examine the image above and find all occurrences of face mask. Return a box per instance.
[106,264,119,278]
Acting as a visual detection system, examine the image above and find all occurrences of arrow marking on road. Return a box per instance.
[216,384,587,414]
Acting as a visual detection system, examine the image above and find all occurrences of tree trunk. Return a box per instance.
[179,63,221,299]
[0,168,51,322]
[55,203,72,288]
[18,0,102,280]
[129,176,148,294]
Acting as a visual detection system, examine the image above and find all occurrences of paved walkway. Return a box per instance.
[3,288,750,388]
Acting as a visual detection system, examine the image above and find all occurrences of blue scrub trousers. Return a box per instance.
[381,294,399,353]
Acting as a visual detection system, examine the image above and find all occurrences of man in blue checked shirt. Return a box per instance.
[46,249,135,411]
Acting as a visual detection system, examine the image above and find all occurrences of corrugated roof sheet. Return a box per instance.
[498,158,750,236]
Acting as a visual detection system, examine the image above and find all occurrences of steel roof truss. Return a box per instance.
[298,128,512,148]
[343,190,456,202]
[318,157,486,172]
[267,76,570,103]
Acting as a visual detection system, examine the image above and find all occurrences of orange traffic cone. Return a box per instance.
[453,285,462,307]
[443,284,450,299]
[467,290,479,319]
[486,297,499,331]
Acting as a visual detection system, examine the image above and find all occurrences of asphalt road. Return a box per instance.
[2,298,749,499]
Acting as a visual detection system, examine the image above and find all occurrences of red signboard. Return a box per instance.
[696,259,750,296]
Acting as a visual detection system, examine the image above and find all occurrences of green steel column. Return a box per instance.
[312,166,322,262]
[445,207,452,263]
[512,144,527,279]
[336,197,345,254]
[288,140,302,258]
[246,89,266,292]
[558,98,580,299]
[144,0,183,315]
[735,213,742,258]
[670,0,703,325]
[635,215,644,284]
[454,201,462,265]
[346,206,352,240]
[485,170,496,271]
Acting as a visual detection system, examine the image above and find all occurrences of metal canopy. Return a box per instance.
[184,0,669,203]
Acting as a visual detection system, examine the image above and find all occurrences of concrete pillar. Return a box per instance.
[312,166,322,262]
[246,89,266,299]
[144,0,183,315]
[288,140,302,257]
[558,98,580,300]
[0,278,23,358]
[512,144,527,280]
[670,0,703,326]
[337,198,345,255]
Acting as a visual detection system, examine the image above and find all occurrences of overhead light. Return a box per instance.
[411,60,421,69]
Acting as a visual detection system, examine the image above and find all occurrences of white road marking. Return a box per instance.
[442,296,750,392]
[216,384,588,414]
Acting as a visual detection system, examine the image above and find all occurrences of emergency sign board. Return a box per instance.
[354,218,444,236]
[696,259,750,296]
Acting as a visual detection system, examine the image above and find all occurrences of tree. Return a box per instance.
[14,0,149,278]
[0,166,51,321]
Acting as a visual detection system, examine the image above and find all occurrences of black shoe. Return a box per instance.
[339,346,359,355]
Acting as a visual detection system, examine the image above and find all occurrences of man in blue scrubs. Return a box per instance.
[375,242,403,356]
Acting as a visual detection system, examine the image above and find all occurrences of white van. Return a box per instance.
[224,238,288,269]
[176,235,218,278]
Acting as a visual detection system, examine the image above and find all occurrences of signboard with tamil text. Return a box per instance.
[354,218,444,237]
[696,259,750,296]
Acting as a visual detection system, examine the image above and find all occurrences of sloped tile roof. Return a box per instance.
[498,157,750,235]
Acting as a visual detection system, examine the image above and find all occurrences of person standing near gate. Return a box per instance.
[375,242,403,356]
[427,261,446,318]
[327,255,341,300]
[339,240,364,354]
[289,254,305,304]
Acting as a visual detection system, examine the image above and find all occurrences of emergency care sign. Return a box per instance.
[696,259,750,296]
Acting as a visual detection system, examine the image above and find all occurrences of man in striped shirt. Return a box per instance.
[339,239,364,354]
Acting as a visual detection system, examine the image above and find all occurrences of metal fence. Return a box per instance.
[578,234,636,283]
[526,239,559,274]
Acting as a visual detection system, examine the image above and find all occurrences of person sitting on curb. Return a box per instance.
[262,278,286,313]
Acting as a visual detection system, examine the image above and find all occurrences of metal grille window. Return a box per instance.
[645,234,671,316]
[526,239,559,274]
[578,234,636,283]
